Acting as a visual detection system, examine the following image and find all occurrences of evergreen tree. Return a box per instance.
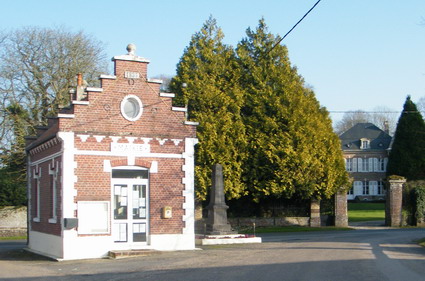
[171,17,248,200]
[387,96,425,180]
[236,19,348,200]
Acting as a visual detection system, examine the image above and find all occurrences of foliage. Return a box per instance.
[172,18,348,202]
[0,26,107,204]
[170,17,248,200]
[403,181,425,224]
[334,107,397,135]
[236,19,348,201]
[387,96,425,180]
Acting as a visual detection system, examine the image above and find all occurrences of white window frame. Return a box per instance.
[362,181,370,195]
[48,161,59,224]
[360,138,370,149]
[33,167,41,222]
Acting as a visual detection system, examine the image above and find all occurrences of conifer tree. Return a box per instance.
[236,19,348,200]
[387,96,425,180]
[171,17,247,200]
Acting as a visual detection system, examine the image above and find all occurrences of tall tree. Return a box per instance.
[387,96,425,180]
[171,17,248,200]
[0,27,107,204]
[0,26,107,159]
[236,19,348,200]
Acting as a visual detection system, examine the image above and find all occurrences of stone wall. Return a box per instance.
[0,206,27,237]
[195,217,310,234]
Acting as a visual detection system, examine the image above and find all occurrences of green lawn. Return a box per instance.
[348,202,385,222]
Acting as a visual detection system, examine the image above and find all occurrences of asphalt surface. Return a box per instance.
[1,227,425,281]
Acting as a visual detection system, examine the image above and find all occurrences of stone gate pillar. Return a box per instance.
[310,199,321,227]
[385,178,406,227]
[334,189,348,227]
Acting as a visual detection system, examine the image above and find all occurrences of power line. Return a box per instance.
[268,0,322,54]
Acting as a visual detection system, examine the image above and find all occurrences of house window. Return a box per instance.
[377,181,384,195]
[345,158,353,172]
[48,162,58,223]
[347,187,354,195]
[360,138,370,149]
[362,181,369,195]
[362,158,369,172]
[33,167,41,222]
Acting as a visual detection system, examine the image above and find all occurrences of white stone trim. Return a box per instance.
[77,134,90,142]
[48,160,60,223]
[113,54,150,63]
[156,138,168,145]
[150,234,195,250]
[58,114,75,119]
[126,137,137,143]
[75,150,184,159]
[185,121,199,126]
[182,137,198,235]
[110,136,122,143]
[147,78,162,84]
[100,74,117,80]
[103,160,112,172]
[160,93,175,98]
[32,166,42,222]
[171,139,182,146]
[94,135,105,142]
[150,161,158,173]
[72,101,89,105]
[57,132,77,223]
[29,151,62,166]
[172,107,187,112]
[86,87,103,92]
[141,138,152,144]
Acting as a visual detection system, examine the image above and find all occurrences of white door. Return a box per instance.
[112,176,148,245]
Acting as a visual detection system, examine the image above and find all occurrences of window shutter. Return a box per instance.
[384,158,388,172]
[353,158,358,172]
[369,158,374,172]
[373,158,378,172]
[369,181,377,195]
[358,158,363,172]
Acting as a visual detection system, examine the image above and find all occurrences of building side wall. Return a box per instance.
[28,140,63,237]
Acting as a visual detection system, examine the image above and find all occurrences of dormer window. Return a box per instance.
[360,138,370,149]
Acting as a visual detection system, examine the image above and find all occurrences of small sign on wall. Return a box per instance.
[162,206,172,219]
[77,201,110,234]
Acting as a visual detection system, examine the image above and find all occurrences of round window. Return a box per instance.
[121,95,143,121]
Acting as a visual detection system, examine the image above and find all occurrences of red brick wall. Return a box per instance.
[30,155,62,237]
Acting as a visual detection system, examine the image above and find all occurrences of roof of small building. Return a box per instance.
[339,122,392,151]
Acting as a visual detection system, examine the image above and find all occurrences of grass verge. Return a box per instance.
[348,202,385,222]
[0,236,27,240]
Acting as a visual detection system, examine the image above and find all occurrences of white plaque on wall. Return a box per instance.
[111,143,150,154]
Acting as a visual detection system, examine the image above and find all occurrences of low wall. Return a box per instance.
[195,217,310,234]
[0,206,27,237]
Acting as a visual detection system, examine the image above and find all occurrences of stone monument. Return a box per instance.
[206,164,235,235]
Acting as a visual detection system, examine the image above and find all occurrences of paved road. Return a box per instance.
[1,228,425,281]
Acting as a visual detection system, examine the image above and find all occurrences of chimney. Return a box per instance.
[76,73,87,101]
[383,121,389,135]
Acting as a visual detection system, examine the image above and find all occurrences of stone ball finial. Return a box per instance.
[127,43,136,55]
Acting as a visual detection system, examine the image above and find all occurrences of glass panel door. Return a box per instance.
[112,178,148,244]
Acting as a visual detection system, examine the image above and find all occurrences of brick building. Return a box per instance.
[339,123,392,201]
[25,44,198,260]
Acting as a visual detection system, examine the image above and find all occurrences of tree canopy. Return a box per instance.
[171,17,248,200]
[387,96,425,180]
[0,26,107,206]
[173,18,348,202]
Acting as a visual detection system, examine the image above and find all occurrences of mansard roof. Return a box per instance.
[339,122,392,151]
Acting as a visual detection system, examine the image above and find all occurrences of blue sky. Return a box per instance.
[2,0,425,122]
